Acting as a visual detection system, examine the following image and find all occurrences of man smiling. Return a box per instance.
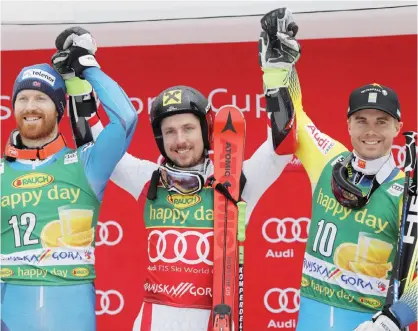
[259,7,415,331]
[347,84,402,163]
[1,43,137,330]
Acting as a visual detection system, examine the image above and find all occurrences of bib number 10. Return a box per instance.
[9,213,39,247]
[312,219,337,257]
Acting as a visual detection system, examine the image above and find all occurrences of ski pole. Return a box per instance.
[391,131,417,304]
[237,201,247,331]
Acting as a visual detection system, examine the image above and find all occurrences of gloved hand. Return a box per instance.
[51,26,99,79]
[259,7,301,71]
[261,7,298,38]
[354,307,401,331]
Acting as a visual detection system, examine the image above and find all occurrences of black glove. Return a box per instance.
[52,27,99,78]
[259,8,301,72]
[261,8,298,38]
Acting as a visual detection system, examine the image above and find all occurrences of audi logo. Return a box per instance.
[96,289,124,315]
[392,145,418,168]
[148,229,213,265]
[264,288,300,314]
[96,221,123,246]
[262,217,310,243]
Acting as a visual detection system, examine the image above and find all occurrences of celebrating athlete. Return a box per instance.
[259,7,418,331]
[1,27,137,331]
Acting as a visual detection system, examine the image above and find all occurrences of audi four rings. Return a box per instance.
[148,230,214,265]
[262,217,310,243]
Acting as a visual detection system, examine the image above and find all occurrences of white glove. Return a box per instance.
[354,311,401,331]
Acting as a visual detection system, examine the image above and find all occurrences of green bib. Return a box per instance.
[1,149,100,285]
[301,152,404,312]
[144,187,214,229]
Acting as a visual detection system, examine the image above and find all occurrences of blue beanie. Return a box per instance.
[12,64,66,122]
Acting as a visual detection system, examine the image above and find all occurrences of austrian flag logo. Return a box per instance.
[358,160,366,169]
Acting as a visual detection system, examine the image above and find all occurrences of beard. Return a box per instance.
[17,111,57,140]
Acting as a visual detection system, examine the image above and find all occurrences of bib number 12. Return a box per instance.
[9,213,39,247]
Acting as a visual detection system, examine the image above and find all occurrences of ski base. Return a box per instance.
[213,304,232,331]
[212,105,246,331]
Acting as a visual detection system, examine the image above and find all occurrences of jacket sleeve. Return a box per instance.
[77,67,138,201]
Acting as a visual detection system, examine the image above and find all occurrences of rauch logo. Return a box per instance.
[166,194,201,209]
[12,173,54,189]
[359,297,382,309]
[72,267,90,277]
[0,268,14,277]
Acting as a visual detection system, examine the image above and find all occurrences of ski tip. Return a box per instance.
[217,105,245,118]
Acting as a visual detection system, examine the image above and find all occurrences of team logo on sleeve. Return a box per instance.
[304,124,335,155]
[64,151,78,165]
[387,183,403,197]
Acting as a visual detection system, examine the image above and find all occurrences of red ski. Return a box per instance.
[212,105,246,331]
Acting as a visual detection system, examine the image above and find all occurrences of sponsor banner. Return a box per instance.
[303,252,389,297]
[1,247,95,266]
[0,265,92,280]
[144,282,213,298]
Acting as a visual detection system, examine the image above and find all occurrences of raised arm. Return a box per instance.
[241,9,301,223]
[52,27,138,201]
[259,8,347,190]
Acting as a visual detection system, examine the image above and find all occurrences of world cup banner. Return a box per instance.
[1,29,417,331]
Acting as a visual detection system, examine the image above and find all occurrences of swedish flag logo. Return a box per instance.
[163,90,182,106]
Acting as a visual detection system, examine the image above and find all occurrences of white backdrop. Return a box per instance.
[1,1,417,50]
